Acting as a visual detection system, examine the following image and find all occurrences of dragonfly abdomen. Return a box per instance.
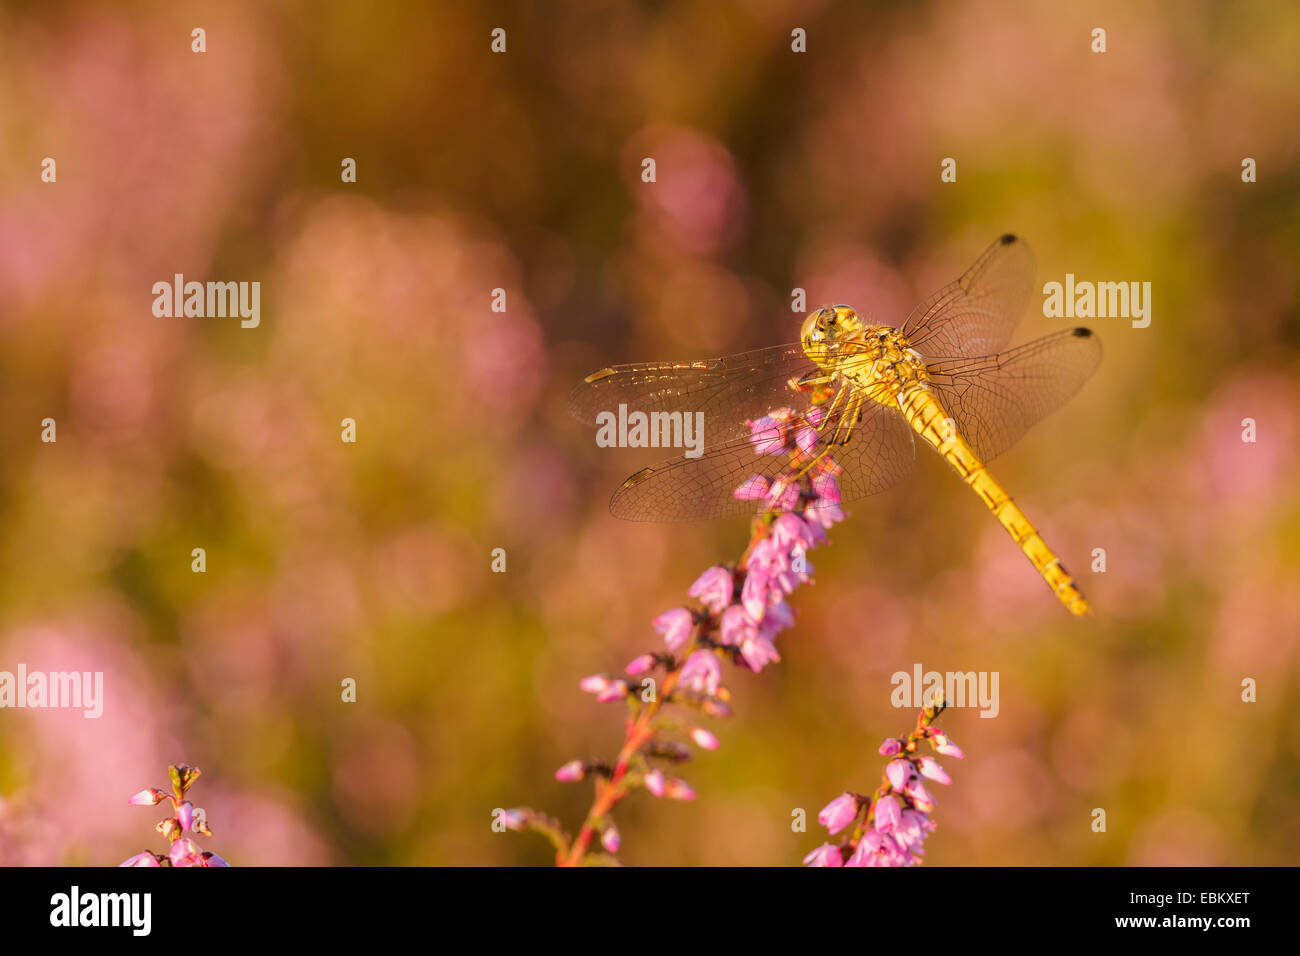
[896,385,1091,617]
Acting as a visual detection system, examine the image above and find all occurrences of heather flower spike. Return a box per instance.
[510,399,845,864]
[806,703,964,868]
[120,764,229,867]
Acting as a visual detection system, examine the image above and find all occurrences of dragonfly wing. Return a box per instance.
[569,344,817,447]
[608,395,915,522]
[925,327,1102,463]
[901,234,1037,360]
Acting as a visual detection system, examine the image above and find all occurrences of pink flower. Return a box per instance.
[873,794,902,833]
[644,769,666,797]
[688,566,733,614]
[202,852,231,867]
[817,793,861,835]
[738,634,780,672]
[878,737,902,756]
[168,838,205,867]
[771,513,816,554]
[746,416,788,455]
[893,810,935,854]
[803,843,845,867]
[595,680,629,702]
[765,599,794,632]
[794,423,819,454]
[119,852,161,867]
[905,776,936,813]
[653,607,695,653]
[500,808,530,830]
[679,650,722,695]
[885,758,910,791]
[720,604,757,646]
[917,755,952,785]
[733,475,770,501]
[690,727,719,750]
[930,731,965,759]
[625,654,656,676]
[555,760,586,782]
[128,788,168,807]
[664,777,696,801]
[811,471,842,504]
[176,801,194,832]
[764,476,801,512]
[579,674,611,694]
[601,825,621,854]
[846,831,910,867]
[740,563,771,620]
[845,830,883,867]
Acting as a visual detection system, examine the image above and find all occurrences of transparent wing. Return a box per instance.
[608,393,915,522]
[901,234,1037,360]
[569,344,819,447]
[925,327,1102,463]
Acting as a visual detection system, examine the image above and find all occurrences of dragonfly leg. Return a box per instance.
[789,370,839,405]
[786,388,866,484]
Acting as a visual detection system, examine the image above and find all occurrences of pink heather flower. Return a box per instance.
[765,476,801,512]
[119,852,161,867]
[653,607,695,653]
[679,649,722,695]
[720,603,757,646]
[873,794,902,833]
[930,731,965,759]
[771,513,816,553]
[738,634,780,672]
[595,680,629,702]
[811,471,842,504]
[644,769,666,797]
[500,808,530,830]
[817,793,861,835]
[845,830,883,867]
[601,825,621,854]
[168,838,205,867]
[176,801,194,832]
[803,843,845,867]
[846,831,910,868]
[885,758,910,791]
[878,737,903,757]
[794,422,819,455]
[740,564,771,620]
[690,727,719,750]
[128,788,168,807]
[905,777,936,813]
[917,755,952,785]
[664,778,696,801]
[202,852,231,867]
[733,475,770,501]
[765,598,794,631]
[747,416,787,455]
[579,674,611,694]
[555,760,586,782]
[688,566,733,614]
[806,473,845,528]
[893,809,935,854]
[625,654,656,676]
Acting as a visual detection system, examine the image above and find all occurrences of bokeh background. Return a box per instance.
[0,0,1297,866]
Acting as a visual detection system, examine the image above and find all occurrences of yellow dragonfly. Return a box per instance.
[569,235,1101,616]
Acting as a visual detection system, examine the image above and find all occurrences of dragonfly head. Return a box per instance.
[801,304,863,365]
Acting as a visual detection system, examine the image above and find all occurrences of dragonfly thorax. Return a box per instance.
[801,306,928,406]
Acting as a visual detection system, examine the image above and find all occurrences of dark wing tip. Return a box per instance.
[1071,326,1092,337]
[999,233,1018,245]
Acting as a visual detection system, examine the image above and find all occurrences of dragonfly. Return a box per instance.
[569,235,1101,616]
